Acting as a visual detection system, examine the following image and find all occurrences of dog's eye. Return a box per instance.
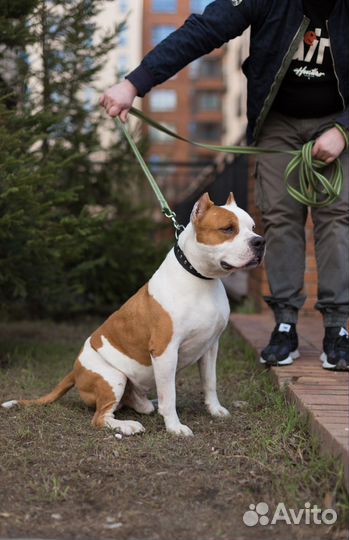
[220,225,235,234]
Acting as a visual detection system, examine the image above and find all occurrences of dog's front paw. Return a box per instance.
[106,418,145,435]
[166,423,194,437]
[207,404,231,418]
[121,420,146,435]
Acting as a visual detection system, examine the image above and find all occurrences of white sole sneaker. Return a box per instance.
[320,352,348,370]
[321,354,335,369]
[260,349,300,366]
[320,352,329,364]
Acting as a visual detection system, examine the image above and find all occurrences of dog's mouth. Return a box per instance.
[220,260,235,271]
[220,255,263,272]
[242,256,263,269]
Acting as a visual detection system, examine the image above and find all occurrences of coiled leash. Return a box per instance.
[116,108,347,234]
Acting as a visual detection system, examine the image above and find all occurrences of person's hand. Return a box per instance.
[312,126,346,164]
[99,80,137,122]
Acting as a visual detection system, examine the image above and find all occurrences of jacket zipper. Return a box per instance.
[326,19,346,111]
[253,16,310,142]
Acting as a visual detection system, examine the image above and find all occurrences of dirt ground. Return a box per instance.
[0,320,348,540]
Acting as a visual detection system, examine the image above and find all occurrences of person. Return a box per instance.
[99,0,349,371]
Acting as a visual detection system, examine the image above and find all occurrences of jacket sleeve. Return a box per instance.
[126,0,257,97]
[336,107,349,131]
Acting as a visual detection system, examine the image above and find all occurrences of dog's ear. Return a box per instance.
[225,192,237,206]
[191,192,214,223]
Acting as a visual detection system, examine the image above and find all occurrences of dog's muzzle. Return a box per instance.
[249,236,265,266]
[220,235,266,271]
[249,235,266,259]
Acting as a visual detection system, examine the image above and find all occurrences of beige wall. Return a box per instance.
[96,0,143,146]
[223,29,250,145]
[96,0,143,89]
[28,2,144,148]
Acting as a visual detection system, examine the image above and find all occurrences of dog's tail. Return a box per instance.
[1,371,75,409]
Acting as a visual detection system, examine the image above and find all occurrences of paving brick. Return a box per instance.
[230,312,349,489]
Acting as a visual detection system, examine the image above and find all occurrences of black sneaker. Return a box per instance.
[321,327,349,371]
[260,323,300,366]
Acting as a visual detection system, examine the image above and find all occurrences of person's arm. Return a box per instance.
[335,107,349,133]
[100,0,259,119]
[127,0,253,97]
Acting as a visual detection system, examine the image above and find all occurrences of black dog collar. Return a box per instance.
[174,243,213,280]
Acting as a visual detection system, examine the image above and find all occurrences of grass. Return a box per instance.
[0,319,348,539]
[217,331,347,506]
[231,297,258,315]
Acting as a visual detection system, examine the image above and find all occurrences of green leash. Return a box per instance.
[116,108,346,233]
[116,117,185,237]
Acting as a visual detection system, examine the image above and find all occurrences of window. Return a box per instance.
[189,122,222,142]
[189,59,200,79]
[83,88,95,112]
[196,91,221,111]
[152,0,177,13]
[119,28,128,47]
[119,0,128,14]
[191,153,213,166]
[148,155,177,177]
[190,0,212,13]
[149,89,177,112]
[117,55,128,77]
[149,123,177,143]
[189,57,222,79]
[148,154,165,174]
[152,25,176,46]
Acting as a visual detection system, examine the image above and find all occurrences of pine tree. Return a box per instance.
[0,0,165,318]
[0,0,100,315]
[0,0,37,106]
[0,103,102,316]
[27,0,137,204]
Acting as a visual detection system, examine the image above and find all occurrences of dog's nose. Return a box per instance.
[250,235,266,250]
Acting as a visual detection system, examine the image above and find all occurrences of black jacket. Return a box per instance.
[126,0,349,143]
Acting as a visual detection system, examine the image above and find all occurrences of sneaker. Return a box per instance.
[260,323,300,366]
[321,327,349,371]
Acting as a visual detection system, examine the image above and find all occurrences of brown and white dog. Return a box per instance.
[2,193,265,437]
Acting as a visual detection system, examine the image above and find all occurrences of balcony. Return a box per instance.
[191,90,224,123]
[189,57,224,81]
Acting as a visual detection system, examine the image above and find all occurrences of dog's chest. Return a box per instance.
[180,293,229,363]
[150,275,230,367]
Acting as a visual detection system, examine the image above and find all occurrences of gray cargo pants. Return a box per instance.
[256,110,349,328]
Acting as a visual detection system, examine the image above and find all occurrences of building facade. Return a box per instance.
[141,0,249,204]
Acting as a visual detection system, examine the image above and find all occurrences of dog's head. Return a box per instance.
[189,192,265,278]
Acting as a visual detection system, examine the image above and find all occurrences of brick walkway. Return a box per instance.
[230,313,349,489]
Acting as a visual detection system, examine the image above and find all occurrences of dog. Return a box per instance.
[2,192,265,436]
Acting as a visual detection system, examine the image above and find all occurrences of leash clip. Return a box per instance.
[162,208,185,239]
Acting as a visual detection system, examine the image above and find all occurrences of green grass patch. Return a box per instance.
[0,320,347,539]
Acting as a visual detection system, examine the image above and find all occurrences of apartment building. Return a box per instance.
[141,0,223,202]
[139,0,250,203]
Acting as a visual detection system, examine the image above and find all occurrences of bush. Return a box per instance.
[0,1,170,319]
